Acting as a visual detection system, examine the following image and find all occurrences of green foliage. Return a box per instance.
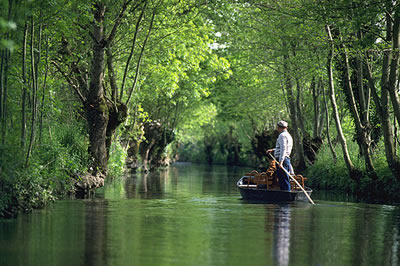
[305,141,398,201]
[306,143,357,191]
[0,121,88,217]
[137,15,230,123]
[176,102,255,165]
[0,10,16,51]
[107,140,128,179]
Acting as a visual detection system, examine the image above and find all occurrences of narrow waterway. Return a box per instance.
[1,163,399,266]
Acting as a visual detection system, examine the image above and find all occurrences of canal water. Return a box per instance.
[1,163,399,266]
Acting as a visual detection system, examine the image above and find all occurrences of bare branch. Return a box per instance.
[106,0,134,46]
[126,7,156,105]
[120,1,148,99]
[51,60,86,103]
[106,44,119,103]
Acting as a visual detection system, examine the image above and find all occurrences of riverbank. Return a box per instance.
[305,143,399,203]
[2,139,397,218]
[0,139,127,218]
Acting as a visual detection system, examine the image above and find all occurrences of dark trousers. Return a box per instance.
[277,157,291,191]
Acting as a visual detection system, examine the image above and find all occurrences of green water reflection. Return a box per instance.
[1,164,400,266]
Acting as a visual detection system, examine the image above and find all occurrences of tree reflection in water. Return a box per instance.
[273,204,291,266]
[84,200,108,266]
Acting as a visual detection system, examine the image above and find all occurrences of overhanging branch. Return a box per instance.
[52,60,87,103]
[106,0,134,46]
[126,7,156,105]
[120,0,148,100]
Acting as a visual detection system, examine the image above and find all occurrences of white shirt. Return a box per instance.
[274,130,293,163]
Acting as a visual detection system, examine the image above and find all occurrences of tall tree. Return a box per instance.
[326,24,360,180]
[283,48,306,171]
[365,1,400,179]
[340,40,377,178]
[54,0,141,175]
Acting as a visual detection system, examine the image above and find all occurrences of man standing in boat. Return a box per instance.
[267,121,293,191]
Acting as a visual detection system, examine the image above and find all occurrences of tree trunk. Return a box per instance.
[86,2,109,174]
[0,46,11,145]
[366,59,400,178]
[317,80,326,137]
[0,51,2,126]
[364,4,400,179]
[295,79,306,137]
[105,102,127,160]
[388,9,400,127]
[311,77,319,138]
[326,25,360,180]
[140,139,155,173]
[322,79,337,164]
[0,0,13,145]
[205,145,213,165]
[21,22,28,148]
[105,43,128,160]
[0,49,9,145]
[39,35,49,143]
[26,17,38,167]
[54,1,132,178]
[287,84,306,171]
[282,48,306,171]
[341,41,377,178]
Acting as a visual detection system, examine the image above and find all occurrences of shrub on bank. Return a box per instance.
[0,127,130,218]
[0,128,88,218]
[0,145,59,218]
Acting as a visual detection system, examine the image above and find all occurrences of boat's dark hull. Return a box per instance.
[237,177,312,203]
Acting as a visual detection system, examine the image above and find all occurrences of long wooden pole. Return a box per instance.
[269,153,315,205]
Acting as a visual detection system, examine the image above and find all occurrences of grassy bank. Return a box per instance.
[0,135,127,218]
[305,142,399,203]
[0,127,88,218]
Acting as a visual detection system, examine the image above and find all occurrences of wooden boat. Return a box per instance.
[237,159,312,203]
[237,175,312,202]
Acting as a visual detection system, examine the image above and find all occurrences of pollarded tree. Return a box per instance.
[51,0,156,178]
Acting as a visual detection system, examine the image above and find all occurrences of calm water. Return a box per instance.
[1,163,400,266]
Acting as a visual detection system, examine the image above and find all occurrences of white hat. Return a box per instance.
[277,120,288,128]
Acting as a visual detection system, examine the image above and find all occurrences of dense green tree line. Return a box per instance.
[179,0,400,194]
[199,0,400,192]
[1,0,400,216]
[0,0,229,216]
